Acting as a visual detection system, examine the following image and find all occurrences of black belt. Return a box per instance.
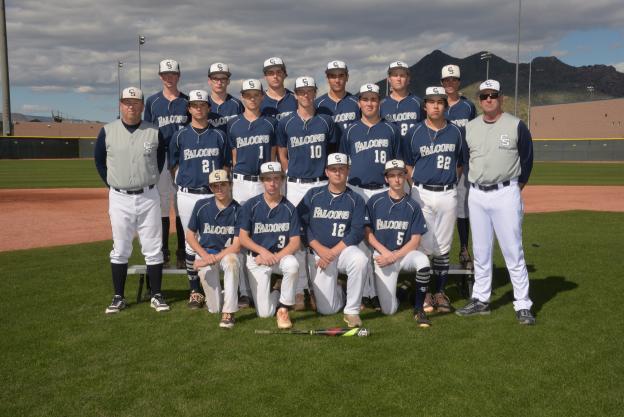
[112,184,155,195]
[413,182,456,192]
[471,181,511,192]
[353,183,387,190]
[233,172,260,182]
[179,186,212,194]
[287,176,326,184]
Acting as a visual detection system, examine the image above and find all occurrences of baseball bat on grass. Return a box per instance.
[255,327,369,337]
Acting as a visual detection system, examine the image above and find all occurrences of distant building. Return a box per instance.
[11,121,104,137]
[530,98,624,139]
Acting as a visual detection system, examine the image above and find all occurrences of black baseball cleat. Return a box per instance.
[150,293,170,312]
[105,295,126,314]
[455,298,490,316]
[238,295,251,309]
[414,310,431,328]
[370,296,382,312]
[516,309,536,325]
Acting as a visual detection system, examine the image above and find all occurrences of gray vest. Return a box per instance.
[466,112,521,185]
[104,120,160,189]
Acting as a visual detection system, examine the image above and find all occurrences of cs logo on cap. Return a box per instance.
[270,58,276,65]
[332,61,340,68]
[217,63,224,71]
[446,66,455,75]
[248,80,255,88]
[485,80,493,87]
[128,88,136,97]
[166,61,173,70]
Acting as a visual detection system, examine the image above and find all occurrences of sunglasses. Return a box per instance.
[479,92,500,101]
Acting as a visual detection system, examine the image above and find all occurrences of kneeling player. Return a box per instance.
[238,162,300,329]
[298,153,368,328]
[365,160,432,327]
[186,170,241,329]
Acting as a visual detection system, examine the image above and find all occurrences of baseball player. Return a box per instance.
[298,153,369,328]
[340,83,402,309]
[228,79,278,205]
[380,61,424,141]
[144,59,189,269]
[403,86,465,314]
[237,162,300,329]
[456,80,535,325]
[277,76,336,309]
[314,60,360,150]
[169,90,230,309]
[185,169,241,329]
[228,79,278,308]
[260,57,297,121]
[95,87,169,313]
[207,62,244,132]
[365,159,432,327]
[440,64,477,270]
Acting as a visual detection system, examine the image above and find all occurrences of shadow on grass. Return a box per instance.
[489,275,578,314]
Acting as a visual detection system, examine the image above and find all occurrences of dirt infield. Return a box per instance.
[1,185,623,252]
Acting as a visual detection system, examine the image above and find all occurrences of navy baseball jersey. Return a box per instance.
[260,89,298,121]
[227,114,277,176]
[403,122,464,186]
[445,97,476,128]
[366,192,427,251]
[238,194,301,253]
[315,93,360,145]
[380,94,424,139]
[298,186,366,248]
[143,91,189,148]
[188,198,240,252]
[169,126,229,188]
[277,113,336,179]
[208,94,245,132]
[340,120,402,187]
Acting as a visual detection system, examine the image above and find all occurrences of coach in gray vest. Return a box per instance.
[455,80,535,325]
[95,87,170,314]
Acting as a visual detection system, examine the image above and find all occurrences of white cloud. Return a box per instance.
[74,86,96,93]
[613,62,624,72]
[20,104,51,113]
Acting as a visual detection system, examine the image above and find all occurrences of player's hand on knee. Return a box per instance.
[316,257,330,270]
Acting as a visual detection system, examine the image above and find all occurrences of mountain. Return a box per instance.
[377,49,624,109]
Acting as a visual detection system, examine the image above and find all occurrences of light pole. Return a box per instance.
[480,52,492,79]
[117,61,123,119]
[514,0,522,117]
[138,35,145,89]
[1,0,12,135]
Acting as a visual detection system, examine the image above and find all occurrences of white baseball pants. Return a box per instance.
[197,253,241,314]
[307,245,368,315]
[468,181,532,311]
[373,250,430,315]
[410,185,457,256]
[108,187,163,265]
[287,178,329,294]
[246,254,298,317]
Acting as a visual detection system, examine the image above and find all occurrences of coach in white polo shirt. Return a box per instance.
[456,79,535,325]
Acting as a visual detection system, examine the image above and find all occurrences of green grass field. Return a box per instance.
[0,159,622,188]
[1,211,623,417]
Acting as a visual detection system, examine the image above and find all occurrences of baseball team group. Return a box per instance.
[94,56,535,330]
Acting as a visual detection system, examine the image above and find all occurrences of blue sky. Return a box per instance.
[3,1,624,123]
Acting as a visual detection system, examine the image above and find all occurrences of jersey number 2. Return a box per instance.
[436,155,451,170]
